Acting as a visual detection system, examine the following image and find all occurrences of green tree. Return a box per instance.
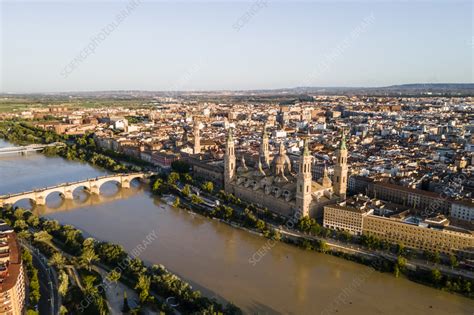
[396,243,406,256]
[33,231,53,243]
[431,268,442,285]
[58,270,69,297]
[256,219,266,232]
[135,274,151,303]
[80,246,99,271]
[397,256,407,270]
[49,253,66,270]
[319,240,329,253]
[14,219,28,231]
[106,269,121,287]
[191,194,203,204]
[13,208,25,220]
[167,172,180,186]
[152,178,164,194]
[182,184,191,197]
[43,219,61,233]
[201,181,214,193]
[27,214,40,228]
[173,197,181,208]
[59,306,68,315]
[449,255,458,268]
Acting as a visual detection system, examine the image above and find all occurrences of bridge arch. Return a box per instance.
[121,175,145,188]
[69,184,91,196]
[8,197,36,209]
[97,178,122,193]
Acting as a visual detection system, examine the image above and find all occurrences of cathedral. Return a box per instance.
[223,127,348,218]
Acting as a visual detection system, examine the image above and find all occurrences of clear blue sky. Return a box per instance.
[1,0,472,93]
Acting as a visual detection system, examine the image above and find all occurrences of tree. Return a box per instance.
[256,219,266,232]
[59,306,68,315]
[424,250,441,264]
[201,181,214,193]
[27,214,40,228]
[449,255,458,268]
[223,206,233,220]
[182,184,191,197]
[58,270,69,297]
[49,253,66,270]
[152,178,164,194]
[297,216,315,233]
[319,240,329,253]
[80,246,99,271]
[17,230,32,240]
[167,172,180,186]
[106,269,121,287]
[97,242,127,265]
[397,256,407,270]
[13,208,25,220]
[396,243,406,256]
[14,219,28,231]
[135,274,151,303]
[83,275,99,296]
[43,219,61,233]
[191,194,203,205]
[62,225,82,245]
[431,268,442,285]
[83,237,96,250]
[173,197,181,208]
[33,231,52,243]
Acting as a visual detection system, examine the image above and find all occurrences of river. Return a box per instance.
[0,139,472,315]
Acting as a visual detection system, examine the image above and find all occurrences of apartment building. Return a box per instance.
[451,200,474,223]
[363,213,473,257]
[323,198,474,257]
[0,223,25,315]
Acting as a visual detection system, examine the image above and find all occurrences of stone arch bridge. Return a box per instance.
[0,172,154,208]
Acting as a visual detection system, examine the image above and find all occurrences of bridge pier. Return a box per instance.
[35,196,46,206]
[63,190,74,200]
[89,185,100,195]
[121,180,131,189]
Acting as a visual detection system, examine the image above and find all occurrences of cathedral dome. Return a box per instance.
[272,142,291,177]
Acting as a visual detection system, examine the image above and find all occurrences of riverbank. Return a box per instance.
[156,177,474,300]
[0,205,241,314]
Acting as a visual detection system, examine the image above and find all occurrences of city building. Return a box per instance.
[0,222,25,315]
[323,197,474,257]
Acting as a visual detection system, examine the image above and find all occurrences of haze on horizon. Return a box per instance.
[1,0,472,93]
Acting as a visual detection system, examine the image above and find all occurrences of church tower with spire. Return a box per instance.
[260,124,270,167]
[224,128,236,192]
[334,130,348,200]
[296,137,313,217]
[193,120,201,155]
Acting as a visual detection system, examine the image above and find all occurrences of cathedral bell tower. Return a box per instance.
[224,128,236,192]
[296,137,312,217]
[334,130,348,200]
[260,124,270,167]
[193,120,201,155]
